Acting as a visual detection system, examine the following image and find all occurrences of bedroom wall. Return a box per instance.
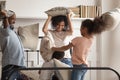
[101,0,120,80]
[6,0,97,18]
[102,0,120,13]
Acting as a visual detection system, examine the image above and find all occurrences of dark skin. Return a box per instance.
[0,10,16,28]
[42,13,73,35]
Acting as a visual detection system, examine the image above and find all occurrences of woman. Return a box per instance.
[42,13,73,66]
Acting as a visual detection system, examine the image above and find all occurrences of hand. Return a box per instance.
[47,15,52,19]
[67,12,72,18]
[51,47,56,51]
[0,10,7,17]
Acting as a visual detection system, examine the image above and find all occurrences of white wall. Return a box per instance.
[102,0,120,13]
[100,27,120,80]
[6,0,97,18]
[101,0,120,80]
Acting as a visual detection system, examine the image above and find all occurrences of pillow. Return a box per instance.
[53,59,71,80]
[40,31,55,61]
[45,7,73,17]
[20,70,38,80]
[39,60,54,80]
[101,8,120,31]
[18,23,39,50]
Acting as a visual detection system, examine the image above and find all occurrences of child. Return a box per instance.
[52,17,106,80]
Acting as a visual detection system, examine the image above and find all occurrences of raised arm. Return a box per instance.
[0,10,9,28]
[42,15,52,35]
[66,13,73,34]
[52,43,73,52]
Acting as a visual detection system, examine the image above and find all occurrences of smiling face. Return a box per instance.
[8,14,16,29]
[8,14,16,25]
[55,21,65,32]
[51,15,68,32]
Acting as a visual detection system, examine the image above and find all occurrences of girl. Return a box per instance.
[52,17,106,80]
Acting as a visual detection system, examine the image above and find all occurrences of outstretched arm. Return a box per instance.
[0,10,9,28]
[52,43,73,52]
[66,13,73,35]
[42,15,52,35]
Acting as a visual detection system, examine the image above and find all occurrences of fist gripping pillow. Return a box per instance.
[45,7,73,17]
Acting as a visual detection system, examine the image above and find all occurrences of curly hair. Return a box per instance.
[51,15,68,31]
[81,17,106,35]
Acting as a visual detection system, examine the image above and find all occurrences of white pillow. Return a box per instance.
[101,8,120,31]
[40,60,54,80]
[20,70,38,80]
[45,7,72,17]
[18,23,39,50]
[40,31,55,61]
[53,59,71,80]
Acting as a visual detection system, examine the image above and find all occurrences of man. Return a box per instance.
[0,10,25,80]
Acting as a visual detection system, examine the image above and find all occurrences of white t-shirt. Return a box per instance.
[49,30,72,58]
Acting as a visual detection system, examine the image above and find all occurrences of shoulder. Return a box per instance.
[0,27,11,36]
[72,36,85,43]
[47,30,54,34]
[72,36,83,40]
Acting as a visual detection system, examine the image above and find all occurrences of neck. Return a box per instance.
[10,24,14,30]
[84,34,93,39]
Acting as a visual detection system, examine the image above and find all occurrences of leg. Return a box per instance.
[39,60,54,80]
[1,65,24,80]
[71,64,87,80]
[1,65,17,80]
[9,71,21,80]
[60,58,73,67]
[52,74,59,80]
[81,71,87,80]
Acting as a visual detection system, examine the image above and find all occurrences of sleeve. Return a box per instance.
[0,26,10,37]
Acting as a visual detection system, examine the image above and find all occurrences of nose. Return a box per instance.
[57,25,61,28]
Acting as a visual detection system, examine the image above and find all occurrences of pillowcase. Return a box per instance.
[39,60,54,80]
[40,31,55,61]
[101,8,120,31]
[45,7,73,17]
[53,59,71,80]
[20,70,37,80]
[18,23,39,50]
